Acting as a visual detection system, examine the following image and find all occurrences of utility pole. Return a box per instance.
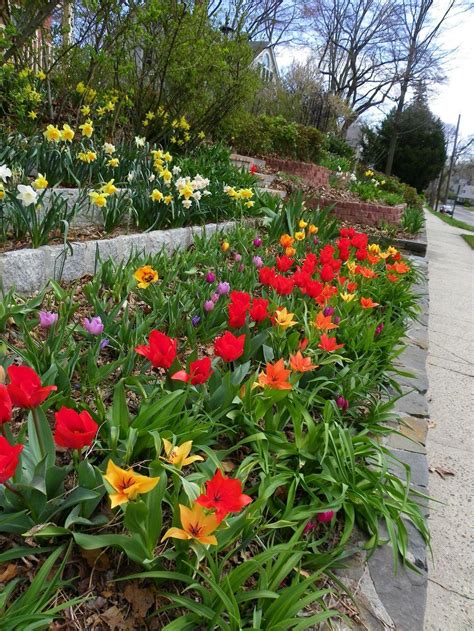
[443,114,461,203]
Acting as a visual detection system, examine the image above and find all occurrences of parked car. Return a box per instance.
[439,203,454,216]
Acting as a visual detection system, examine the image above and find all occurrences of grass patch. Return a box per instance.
[461,234,474,248]
[428,209,474,232]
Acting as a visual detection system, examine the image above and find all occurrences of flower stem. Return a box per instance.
[3,480,21,497]
[31,407,46,460]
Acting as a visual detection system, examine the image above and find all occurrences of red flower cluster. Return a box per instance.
[227,291,269,328]
[196,469,252,522]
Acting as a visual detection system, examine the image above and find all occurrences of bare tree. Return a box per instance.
[300,0,402,127]
[384,0,457,175]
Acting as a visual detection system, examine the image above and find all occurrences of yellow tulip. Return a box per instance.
[103,460,159,509]
[161,439,204,469]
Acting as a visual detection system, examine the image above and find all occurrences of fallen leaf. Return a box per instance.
[80,547,110,571]
[124,582,155,618]
[100,605,134,631]
[221,460,236,472]
[0,563,18,582]
[429,465,455,479]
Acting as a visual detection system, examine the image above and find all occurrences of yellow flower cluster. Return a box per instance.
[78,150,97,163]
[224,186,255,208]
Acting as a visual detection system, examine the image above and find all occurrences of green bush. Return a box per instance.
[324,132,355,160]
[226,114,325,163]
[402,206,425,234]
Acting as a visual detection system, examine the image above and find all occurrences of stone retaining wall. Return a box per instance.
[264,156,330,188]
[0,221,236,294]
[308,196,405,226]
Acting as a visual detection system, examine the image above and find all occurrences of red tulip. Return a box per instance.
[316,510,335,523]
[196,469,252,522]
[228,302,247,328]
[249,298,269,323]
[0,436,23,484]
[135,330,177,369]
[0,384,12,425]
[171,357,213,385]
[7,366,57,409]
[54,406,98,449]
[214,332,245,363]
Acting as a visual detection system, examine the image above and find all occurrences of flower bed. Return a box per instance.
[0,200,428,628]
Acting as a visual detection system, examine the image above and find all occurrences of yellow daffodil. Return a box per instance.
[43,124,61,142]
[89,191,108,207]
[298,219,308,228]
[145,111,155,120]
[164,195,173,205]
[274,307,297,329]
[32,173,48,190]
[108,158,119,168]
[36,70,46,81]
[161,503,218,545]
[101,179,118,195]
[340,292,356,302]
[0,185,5,201]
[76,81,86,94]
[28,111,38,120]
[105,101,115,112]
[103,460,159,508]
[364,169,374,177]
[61,123,75,142]
[245,200,255,208]
[150,189,163,202]
[78,151,97,163]
[79,119,94,138]
[294,231,305,241]
[80,105,91,116]
[161,439,204,469]
[238,188,253,200]
[163,151,173,162]
[134,265,159,288]
[198,131,205,139]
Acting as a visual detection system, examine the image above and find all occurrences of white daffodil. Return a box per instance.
[16,184,38,206]
[127,171,135,182]
[172,165,181,175]
[0,164,12,183]
[182,199,192,209]
[135,136,146,147]
[103,142,116,155]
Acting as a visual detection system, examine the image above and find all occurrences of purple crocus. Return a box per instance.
[211,292,220,303]
[336,395,349,411]
[252,255,263,269]
[191,315,201,327]
[253,237,262,248]
[205,272,216,283]
[316,510,335,523]
[217,281,230,295]
[375,323,384,336]
[83,316,104,336]
[234,253,242,262]
[333,316,341,325]
[323,306,334,317]
[39,310,58,328]
[204,300,214,312]
[99,338,109,350]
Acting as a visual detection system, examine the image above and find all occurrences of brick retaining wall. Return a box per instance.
[264,157,330,188]
[308,196,405,226]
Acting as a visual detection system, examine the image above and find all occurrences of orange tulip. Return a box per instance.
[257,359,292,390]
[280,234,294,248]
[318,334,344,352]
[161,503,218,545]
[360,297,379,309]
[314,311,338,331]
[289,351,318,372]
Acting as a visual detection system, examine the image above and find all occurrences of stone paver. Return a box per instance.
[424,212,474,631]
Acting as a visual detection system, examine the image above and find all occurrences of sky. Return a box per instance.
[275,7,474,139]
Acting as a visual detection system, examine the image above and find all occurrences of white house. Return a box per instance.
[250,42,280,83]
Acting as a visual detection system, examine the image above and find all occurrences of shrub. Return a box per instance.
[402,206,425,234]
[226,113,325,163]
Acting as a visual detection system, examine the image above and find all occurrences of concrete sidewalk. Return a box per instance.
[424,212,474,630]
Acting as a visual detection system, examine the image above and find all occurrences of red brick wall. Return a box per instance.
[265,157,330,188]
[307,196,405,226]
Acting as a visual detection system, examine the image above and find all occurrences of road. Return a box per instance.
[446,203,474,226]
[424,211,474,630]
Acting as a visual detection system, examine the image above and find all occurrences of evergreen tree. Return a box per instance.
[362,97,446,192]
